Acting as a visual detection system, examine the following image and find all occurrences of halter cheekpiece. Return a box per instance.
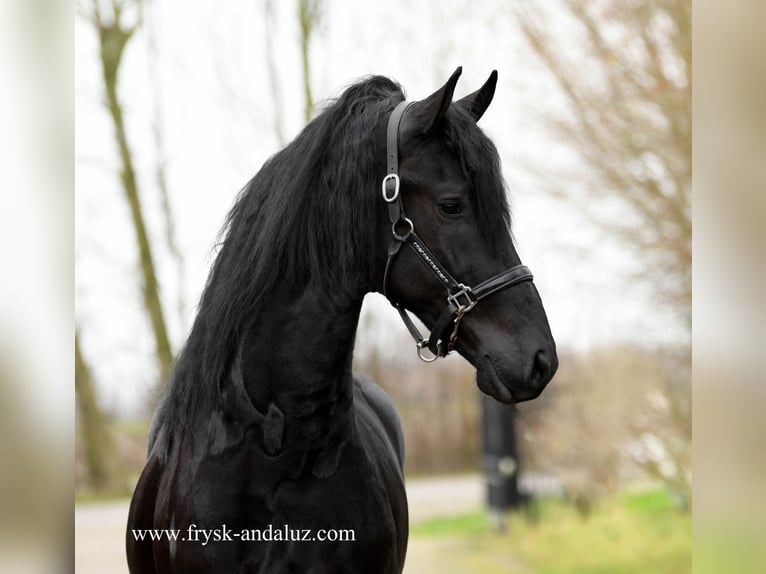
[382,100,534,362]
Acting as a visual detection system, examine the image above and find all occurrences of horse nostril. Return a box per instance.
[532,350,551,382]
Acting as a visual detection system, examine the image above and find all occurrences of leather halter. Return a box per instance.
[382,100,534,361]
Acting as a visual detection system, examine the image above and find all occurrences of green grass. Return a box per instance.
[407,487,691,574]
[624,488,677,512]
[411,511,492,537]
[693,519,766,574]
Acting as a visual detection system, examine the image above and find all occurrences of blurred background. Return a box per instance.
[70,0,694,572]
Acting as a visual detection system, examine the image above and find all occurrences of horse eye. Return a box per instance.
[439,202,463,216]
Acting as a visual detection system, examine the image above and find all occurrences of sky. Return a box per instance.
[75,0,686,415]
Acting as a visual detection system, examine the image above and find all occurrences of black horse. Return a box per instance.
[127,67,557,573]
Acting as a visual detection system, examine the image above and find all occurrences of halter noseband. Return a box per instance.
[382,100,534,362]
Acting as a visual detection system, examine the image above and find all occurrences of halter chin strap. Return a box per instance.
[382,100,534,361]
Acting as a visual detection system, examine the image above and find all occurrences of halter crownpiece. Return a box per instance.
[382,100,534,362]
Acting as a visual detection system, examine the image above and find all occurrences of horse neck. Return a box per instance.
[235,282,363,450]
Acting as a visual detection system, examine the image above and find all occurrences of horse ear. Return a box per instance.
[455,70,498,122]
[403,66,463,136]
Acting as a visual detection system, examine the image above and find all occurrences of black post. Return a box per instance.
[480,393,523,529]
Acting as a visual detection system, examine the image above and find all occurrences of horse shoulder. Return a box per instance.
[353,374,405,472]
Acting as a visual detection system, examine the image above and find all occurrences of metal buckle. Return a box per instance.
[392,217,414,242]
[447,284,477,313]
[381,173,400,202]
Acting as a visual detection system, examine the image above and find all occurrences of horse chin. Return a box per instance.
[475,360,515,404]
[474,354,549,404]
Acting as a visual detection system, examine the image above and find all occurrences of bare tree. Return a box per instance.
[84,0,174,395]
[75,331,117,490]
[264,0,287,146]
[146,2,187,332]
[298,0,324,122]
[515,0,691,323]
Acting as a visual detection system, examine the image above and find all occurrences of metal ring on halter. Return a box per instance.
[392,217,414,242]
[416,341,438,362]
[381,174,400,202]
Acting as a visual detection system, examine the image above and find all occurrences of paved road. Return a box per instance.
[76,500,132,574]
[75,474,483,573]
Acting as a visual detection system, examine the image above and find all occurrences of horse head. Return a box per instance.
[379,67,558,403]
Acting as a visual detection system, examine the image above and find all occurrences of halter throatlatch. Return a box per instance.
[382,100,534,362]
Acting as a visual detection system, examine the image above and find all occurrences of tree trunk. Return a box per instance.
[147,6,187,333]
[298,0,322,122]
[95,11,174,399]
[75,332,116,491]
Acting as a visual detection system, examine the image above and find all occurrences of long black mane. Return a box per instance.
[159,75,511,434]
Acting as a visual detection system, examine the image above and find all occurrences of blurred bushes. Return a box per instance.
[516,344,690,503]
[353,341,691,494]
